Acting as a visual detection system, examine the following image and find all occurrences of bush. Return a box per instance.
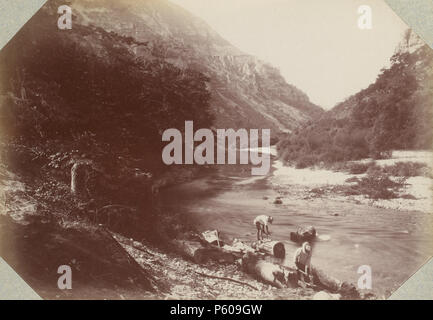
[382,162,430,177]
[295,155,317,169]
[345,161,376,174]
[366,161,430,177]
[349,173,406,199]
[345,176,360,183]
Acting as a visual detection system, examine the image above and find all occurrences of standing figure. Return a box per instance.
[293,241,313,282]
[253,215,273,241]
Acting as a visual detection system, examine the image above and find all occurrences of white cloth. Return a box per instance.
[254,215,269,226]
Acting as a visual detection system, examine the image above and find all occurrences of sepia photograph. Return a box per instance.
[0,0,432,302]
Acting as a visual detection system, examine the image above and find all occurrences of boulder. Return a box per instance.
[290,226,317,243]
[273,198,283,204]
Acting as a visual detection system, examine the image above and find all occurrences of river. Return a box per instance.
[161,148,433,297]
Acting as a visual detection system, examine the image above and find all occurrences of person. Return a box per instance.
[253,215,273,241]
[293,241,313,282]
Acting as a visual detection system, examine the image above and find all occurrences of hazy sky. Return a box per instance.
[171,0,408,109]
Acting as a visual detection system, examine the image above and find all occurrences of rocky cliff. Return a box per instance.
[70,0,323,133]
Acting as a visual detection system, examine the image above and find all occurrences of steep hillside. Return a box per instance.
[0,0,219,235]
[328,29,430,121]
[0,0,323,256]
[71,0,323,132]
[278,29,433,167]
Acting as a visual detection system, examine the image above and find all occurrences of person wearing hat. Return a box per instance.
[253,215,273,241]
[293,242,313,282]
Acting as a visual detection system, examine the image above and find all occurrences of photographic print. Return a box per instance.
[0,0,432,301]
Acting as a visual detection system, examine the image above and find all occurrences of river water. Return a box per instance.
[161,149,433,297]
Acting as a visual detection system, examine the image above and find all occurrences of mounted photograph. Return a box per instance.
[0,0,432,300]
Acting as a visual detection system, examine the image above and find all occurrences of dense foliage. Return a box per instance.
[278,43,433,168]
[0,4,214,238]
[0,6,213,169]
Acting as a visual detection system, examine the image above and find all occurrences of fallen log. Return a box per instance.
[241,252,290,288]
[310,265,341,292]
[252,240,286,259]
[222,238,256,255]
[172,240,236,264]
[310,266,360,298]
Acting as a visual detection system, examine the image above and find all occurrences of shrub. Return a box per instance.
[295,155,317,169]
[345,176,360,183]
[345,161,376,174]
[382,162,430,177]
[367,161,430,178]
[400,194,417,200]
[339,172,407,199]
[352,173,406,199]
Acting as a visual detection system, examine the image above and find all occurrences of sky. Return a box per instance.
[171,0,409,109]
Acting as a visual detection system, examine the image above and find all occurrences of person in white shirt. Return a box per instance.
[253,215,273,240]
[293,242,313,281]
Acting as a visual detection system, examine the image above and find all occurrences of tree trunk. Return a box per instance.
[241,252,291,288]
[172,240,236,264]
[252,240,286,259]
[71,161,92,199]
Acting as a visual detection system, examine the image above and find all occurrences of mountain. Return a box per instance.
[328,29,431,122]
[277,29,433,166]
[70,0,323,133]
[0,0,325,176]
